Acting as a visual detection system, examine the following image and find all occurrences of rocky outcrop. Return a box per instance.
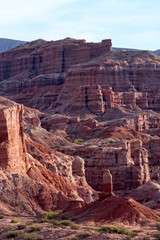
[54,50,160,114]
[60,138,150,192]
[1,38,160,116]
[0,97,98,214]
[130,180,160,210]
[70,85,149,115]
[0,97,27,172]
[0,38,111,95]
[71,85,105,115]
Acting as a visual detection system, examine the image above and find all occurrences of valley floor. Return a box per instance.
[0,214,159,240]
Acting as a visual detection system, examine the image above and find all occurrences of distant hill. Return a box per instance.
[152,49,160,56]
[112,47,140,51]
[0,38,27,52]
[112,47,160,56]
[0,38,159,57]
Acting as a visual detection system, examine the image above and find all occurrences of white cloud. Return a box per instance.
[0,0,76,24]
[0,0,159,49]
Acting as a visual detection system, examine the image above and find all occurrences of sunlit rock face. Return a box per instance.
[0,97,27,172]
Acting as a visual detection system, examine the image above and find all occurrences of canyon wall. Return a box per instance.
[0,38,160,114]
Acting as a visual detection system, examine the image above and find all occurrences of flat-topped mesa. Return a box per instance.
[0,38,112,84]
[0,97,27,172]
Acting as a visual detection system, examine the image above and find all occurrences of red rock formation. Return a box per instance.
[0,38,111,93]
[71,85,149,115]
[0,97,27,172]
[130,180,160,210]
[54,50,160,114]
[71,85,105,115]
[1,38,160,116]
[66,195,159,224]
[60,138,150,192]
[0,97,98,214]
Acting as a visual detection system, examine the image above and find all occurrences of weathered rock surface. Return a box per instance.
[0,37,160,219]
[54,50,160,115]
[130,180,160,210]
[0,38,111,95]
[0,38,160,116]
[66,195,160,224]
[0,97,97,215]
[0,97,27,172]
[60,138,150,192]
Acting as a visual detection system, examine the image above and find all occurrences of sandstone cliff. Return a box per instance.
[0,97,27,172]
[0,38,160,215]
[0,98,97,215]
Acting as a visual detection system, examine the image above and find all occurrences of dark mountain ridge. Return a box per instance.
[0,38,27,52]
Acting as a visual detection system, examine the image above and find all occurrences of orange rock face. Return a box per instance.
[0,97,27,172]
[0,97,98,215]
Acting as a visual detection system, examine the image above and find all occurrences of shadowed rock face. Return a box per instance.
[0,38,111,91]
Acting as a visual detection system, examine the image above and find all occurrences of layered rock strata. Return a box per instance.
[61,139,150,192]
[0,98,98,214]
[0,38,111,94]
[0,97,27,172]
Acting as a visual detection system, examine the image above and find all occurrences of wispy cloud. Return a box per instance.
[0,0,159,50]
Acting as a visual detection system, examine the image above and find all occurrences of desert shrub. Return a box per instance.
[70,222,80,230]
[41,211,60,221]
[28,225,42,232]
[141,219,152,226]
[157,221,160,230]
[17,224,26,230]
[52,219,79,229]
[73,138,83,144]
[60,220,79,229]
[0,214,4,219]
[141,236,150,240]
[51,220,62,228]
[22,232,43,240]
[75,232,92,239]
[11,219,20,223]
[98,225,136,237]
[61,215,68,220]
[151,231,160,239]
[6,230,20,238]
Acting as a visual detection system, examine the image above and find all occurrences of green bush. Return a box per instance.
[60,220,79,229]
[22,232,43,240]
[52,220,62,228]
[11,219,20,223]
[151,231,160,239]
[6,230,20,238]
[52,219,79,229]
[157,221,160,230]
[41,211,60,221]
[76,232,92,239]
[73,138,84,144]
[28,225,42,232]
[17,224,26,230]
[98,225,136,237]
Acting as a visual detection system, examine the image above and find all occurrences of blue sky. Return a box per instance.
[0,0,160,50]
